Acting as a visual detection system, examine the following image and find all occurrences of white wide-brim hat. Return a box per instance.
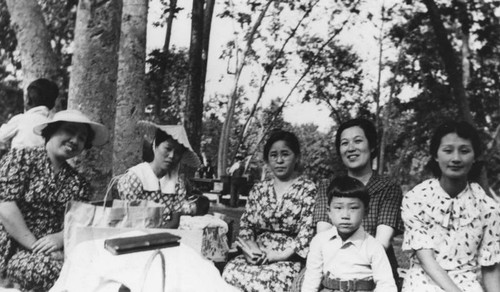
[33,109,109,146]
[139,120,201,168]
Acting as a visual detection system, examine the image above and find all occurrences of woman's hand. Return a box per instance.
[0,202,37,250]
[236,237,263,265]
[32,232,63,254]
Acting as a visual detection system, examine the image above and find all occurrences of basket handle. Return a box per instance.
[102,175,123,206]
[140,249,166,292]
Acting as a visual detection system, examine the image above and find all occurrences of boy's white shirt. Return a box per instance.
[0,106,52,149]
[302,226,397,292]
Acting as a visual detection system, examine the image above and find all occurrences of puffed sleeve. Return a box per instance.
[377,180,404,234]
[478,196,500,266]
[401,184,434,252]
[312,178,332,225]
[116,171,143,201]
[293,181,317,258]
[0,148,29,202]
[237,182,263,241]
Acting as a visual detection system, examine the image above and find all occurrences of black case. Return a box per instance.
[104,232,181,255]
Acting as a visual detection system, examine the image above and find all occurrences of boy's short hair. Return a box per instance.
[327,176,370,209]
[27,78,59,110]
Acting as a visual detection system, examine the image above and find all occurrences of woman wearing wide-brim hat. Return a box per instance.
[117,121,209,228]
[0,109,108,291]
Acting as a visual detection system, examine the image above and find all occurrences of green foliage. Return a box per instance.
[291,123,340,182]
[0,79,22,124]
[384,1,500,188]
[299,40,364,124]
[0,0,77,109]
[145,47,190,123]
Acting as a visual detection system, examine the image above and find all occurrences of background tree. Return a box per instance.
[4,0,59,104]
[113,0,148,176]
[68,0,122,198]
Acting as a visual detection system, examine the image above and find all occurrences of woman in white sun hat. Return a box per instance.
[117,121,209,228]
[0,109,108,291]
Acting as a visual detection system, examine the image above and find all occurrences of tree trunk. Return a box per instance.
[184,0,205,156]
[163,0,177,53]
[5,0,59,106]
[421,0,473,124]
[200,0,215,101]
[216,0,274,177]
[113,0,148,176]
[422,0,493,196]
[68,0,122,199]
[379,46,405,175]
[155,0,178,120]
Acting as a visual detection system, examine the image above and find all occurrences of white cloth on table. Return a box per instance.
[179,214,228,233]
[50,231,240,292]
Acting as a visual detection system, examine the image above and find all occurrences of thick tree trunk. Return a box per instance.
[113,0,148,176]
[422,0,473,124]
[184,0,205,156]
[5,0,59,106]
[68,0,122,199]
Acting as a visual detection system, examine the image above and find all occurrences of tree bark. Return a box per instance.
[200,0,215,102]
[184,0,205,156]
[68,0,122,199]
[5,0,59,106]
[379,46,405,176]
[163,0,177,54]
[216,0,274,177]
[113,0,148,176]
[421,0,473,124]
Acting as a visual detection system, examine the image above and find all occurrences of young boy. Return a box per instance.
[302,176,397,292]
[0,78,58,149]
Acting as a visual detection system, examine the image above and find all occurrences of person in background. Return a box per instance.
[0,109,108,291]
[222,130,316,292]
[312,118,404,287]
[227,153,245,177]
[401,121,500,292]
[0,78,59,149]
[117,122,209,228]
[302,176,397,292]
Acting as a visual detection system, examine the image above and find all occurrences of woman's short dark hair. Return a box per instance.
[335,118,378,158]
[327,176,370,209]
[263,129,301,163]
[41,121,94,149]
[142,129,185,163]
[427,121,483,181]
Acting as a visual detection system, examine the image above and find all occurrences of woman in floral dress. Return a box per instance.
[222,130,316,292]
[117,122,208,228]
[0,110,108,291]
[401,121,500,292]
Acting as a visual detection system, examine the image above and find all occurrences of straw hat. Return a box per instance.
[139,121,201,168]
[33,109,109,146]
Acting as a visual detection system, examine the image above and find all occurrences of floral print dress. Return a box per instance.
[0,147,90,291]
[401,179,500,292]
[222,176,317,292]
